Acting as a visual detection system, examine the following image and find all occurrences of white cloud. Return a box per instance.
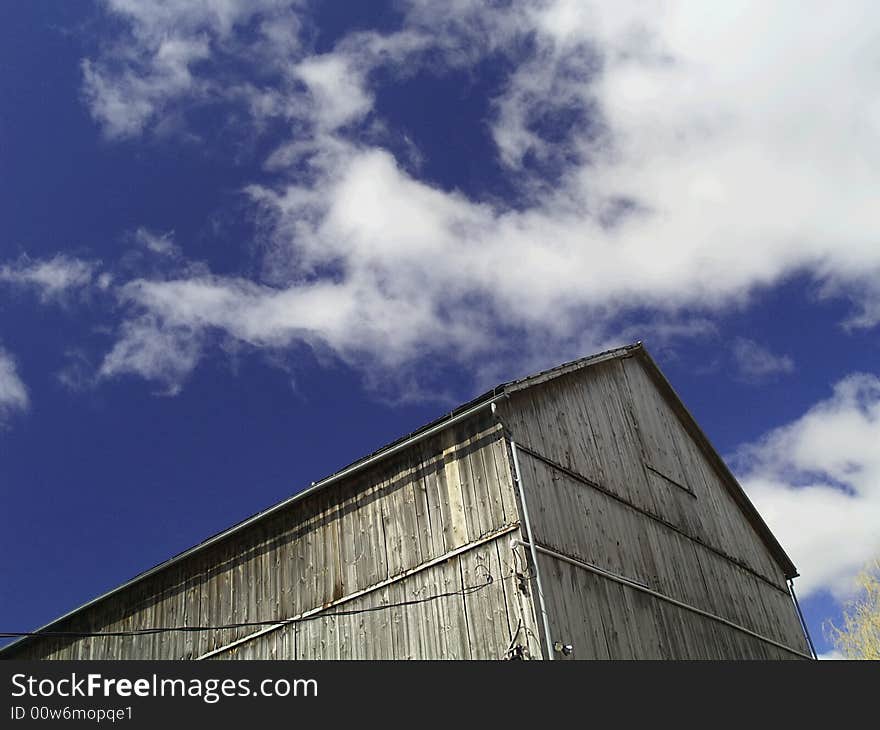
[118,264,484,357]
[133,228,178,257]
[78,1,880,392]
[293,54,373,132]
[82,36,211,139]
[731,338,794,381]
[99,316,202,395]
[56,349,98,393]
[0,255,97,302]
[736,373,880,598]
[82,0,301,138]
[0,348,29,426]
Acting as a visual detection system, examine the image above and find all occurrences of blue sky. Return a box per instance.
[1,1,878,659]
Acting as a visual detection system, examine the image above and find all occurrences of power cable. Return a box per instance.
[0,573,498,640]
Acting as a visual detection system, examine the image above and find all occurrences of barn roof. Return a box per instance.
[0,341,797,654]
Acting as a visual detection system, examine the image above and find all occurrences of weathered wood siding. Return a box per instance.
[6,413,540,660]
[5,346,809,661]
[497,354,810,659]
[208,531,530,660]
[534,551,801,659]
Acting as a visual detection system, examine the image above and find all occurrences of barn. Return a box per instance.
[0,343,814,660]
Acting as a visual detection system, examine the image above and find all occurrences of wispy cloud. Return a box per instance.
[56,347,107,394]
[133,227,179,258]
[0,347,29,427]
[736,373,880,598]
[98,315,202,396]
[0,254,98,302]
[731,338,794,382]
[81,0,303,139]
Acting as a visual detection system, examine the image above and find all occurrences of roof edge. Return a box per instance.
[631,345,799,580]
[505,343,643,394]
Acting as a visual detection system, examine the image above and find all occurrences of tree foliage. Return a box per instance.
[828,560,880,660]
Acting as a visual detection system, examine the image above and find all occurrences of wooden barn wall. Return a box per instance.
[7,413,539,660]
[519,457,809,658]
[497,356,810,659]
[207,532,532,660]
[536,552,802,660]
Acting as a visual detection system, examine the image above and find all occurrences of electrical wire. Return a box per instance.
[511,542,533,579]
[0,573,499,641]
[501,617,525,660]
